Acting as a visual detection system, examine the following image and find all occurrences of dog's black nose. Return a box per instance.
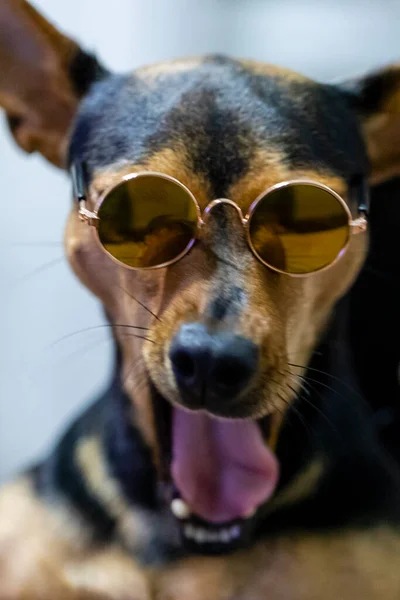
[169,323,259,408]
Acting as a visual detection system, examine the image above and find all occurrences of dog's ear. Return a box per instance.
[341,64,400,185]
[0,0,107,167]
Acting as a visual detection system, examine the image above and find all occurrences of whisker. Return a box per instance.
[119,333,158,344]
[57,335,114,366]
[13,256,64,286]
[270,376,313,437]
[285,370,340,435]
[288,362,362,399]
[289,348,323,358]
[118,284,161,322]
[285,379,310,400]
[275,390,313,437]
[48,324,151,349]
[292,372,339,396]
[56,333,157,372]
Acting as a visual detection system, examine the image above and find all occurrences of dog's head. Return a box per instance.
[2,0,400,553]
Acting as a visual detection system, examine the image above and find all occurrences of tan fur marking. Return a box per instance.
[268,411,284,452]
[227,148,348,211]
[76,437,153,553]
[76,437,129,519]
[1,485,400,600]
[63,548,150,600]
[136,56,204,80]
[0,477,89,598]
[267,459,325,513]
[156,528,400,600]
[0,478,148,599]
[89,149,348,214]
[238,59,312,83]
[89,148,212,211]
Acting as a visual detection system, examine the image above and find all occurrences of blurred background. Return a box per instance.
[0,0,399,481]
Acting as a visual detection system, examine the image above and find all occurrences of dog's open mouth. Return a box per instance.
[152,390,280,553]
[171,407,279,551]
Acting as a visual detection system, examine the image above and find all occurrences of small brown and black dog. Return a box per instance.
[1,1,400,599]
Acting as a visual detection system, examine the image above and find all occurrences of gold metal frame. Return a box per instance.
[78,171,368,277]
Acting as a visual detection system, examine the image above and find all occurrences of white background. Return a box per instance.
[1,0,399,481]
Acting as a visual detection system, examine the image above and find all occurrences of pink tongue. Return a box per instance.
[171,407,279,524]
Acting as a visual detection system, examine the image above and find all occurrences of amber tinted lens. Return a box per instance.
[97,175,198,268]
[249,184,350,274]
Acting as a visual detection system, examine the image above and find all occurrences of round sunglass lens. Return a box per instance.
[249,183,350,274]
[97,175,198,268]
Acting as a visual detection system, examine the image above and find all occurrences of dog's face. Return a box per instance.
[68,60,368,416]
[2,0,400,554]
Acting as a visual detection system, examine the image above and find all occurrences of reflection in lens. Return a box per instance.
[97,175,198,268]
[249,184,349,274]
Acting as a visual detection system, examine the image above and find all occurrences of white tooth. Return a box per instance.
[194,528,206,543]
[184,524,195,539]
[171,498,191,520]
[208,531,219,543]
[230,525,241,539]
[220,529,231,543]
[202,529,210,543]
[203,530,213,542]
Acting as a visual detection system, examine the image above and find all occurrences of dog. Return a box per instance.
[1,1,400,598]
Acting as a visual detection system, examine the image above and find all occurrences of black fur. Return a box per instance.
[69,49,109,98]
[342,67,400,115]
[261,293,400,538]
[350,177,400,463]
[34,397,117,541]
[68,56,368,192]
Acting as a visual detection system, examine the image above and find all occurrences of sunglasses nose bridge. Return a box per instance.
[201,198,246,225]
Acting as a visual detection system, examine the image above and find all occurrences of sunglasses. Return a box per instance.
[71,163,368,276]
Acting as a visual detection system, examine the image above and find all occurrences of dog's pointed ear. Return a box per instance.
[340,64,400,185]
[0,0,107,167]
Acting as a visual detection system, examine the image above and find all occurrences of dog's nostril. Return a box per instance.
[171,349,196,380]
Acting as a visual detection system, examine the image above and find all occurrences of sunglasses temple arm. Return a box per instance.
[347,175,369,234]
[71,162,88,202]
[357,176,370,215]
[349,174,369,216]
[71,162,99,226]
